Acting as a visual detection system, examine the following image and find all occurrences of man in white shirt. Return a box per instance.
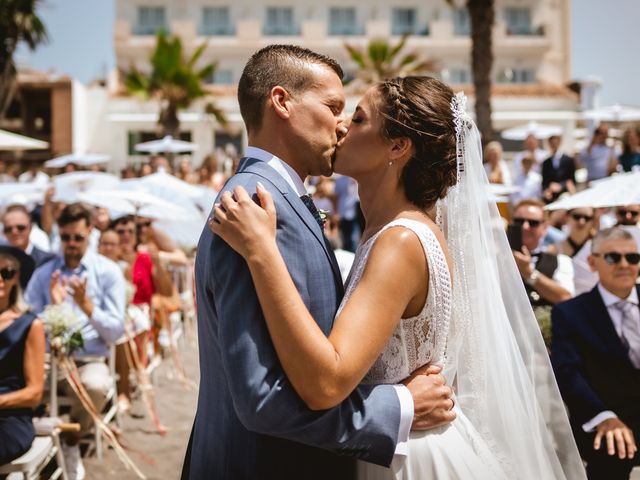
[552,226,640,479]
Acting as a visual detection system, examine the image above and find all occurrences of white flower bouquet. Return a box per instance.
[42,303,84,356]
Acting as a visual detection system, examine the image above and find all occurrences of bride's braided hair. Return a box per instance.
[376,76,457,209]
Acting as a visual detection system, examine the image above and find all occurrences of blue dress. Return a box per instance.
[0,312,37,464]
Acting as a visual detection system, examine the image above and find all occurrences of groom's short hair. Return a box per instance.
[238,45,343,134]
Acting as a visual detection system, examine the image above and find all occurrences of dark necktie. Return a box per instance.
[299,194,325,229]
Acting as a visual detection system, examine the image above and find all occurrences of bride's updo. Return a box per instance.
[376,76,457,209]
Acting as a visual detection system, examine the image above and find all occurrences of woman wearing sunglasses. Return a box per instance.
[0,245,44,465]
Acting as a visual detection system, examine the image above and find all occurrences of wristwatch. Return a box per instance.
[525,269,541,286]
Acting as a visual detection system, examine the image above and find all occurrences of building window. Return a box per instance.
[453,8,470,36]
[205,69,233,85]
[329,8,358,35]
[202,7,234,35]
[135,7,166,35]
[504,7,533,35]
[497,67,535,83]
[392,8,417,35]
[264,7,297,35]
[450,68,472,84]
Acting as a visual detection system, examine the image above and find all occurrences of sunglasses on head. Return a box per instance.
[0,267,17,281]
[616,209,640,218]
[3,224,28,233]
[571,213,593,222]
[592,251,640,265]
[513,217,543,228]
[60,233,86,243]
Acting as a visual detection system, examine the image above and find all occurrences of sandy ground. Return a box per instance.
[83,340,199,480]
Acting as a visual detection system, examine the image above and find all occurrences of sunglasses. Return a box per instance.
[513,217,543,228]
[592,251,640,265]
[115,228,135,235]
[0,267,17,281]
[3,224,28,233]
[616,209,640,218]
[60,233,86,243]
[570,213,594,222]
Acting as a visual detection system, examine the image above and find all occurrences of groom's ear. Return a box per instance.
[389,137,412,163]
[270,86,292,120]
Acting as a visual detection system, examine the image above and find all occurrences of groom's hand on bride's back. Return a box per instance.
[403,365,456,430]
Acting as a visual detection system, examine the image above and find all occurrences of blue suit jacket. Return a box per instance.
[182,158,401,480]
[551,285,640,431]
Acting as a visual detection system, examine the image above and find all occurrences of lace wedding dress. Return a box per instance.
[341,218,510,480]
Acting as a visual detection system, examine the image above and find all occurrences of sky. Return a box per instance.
[15,0,640,106]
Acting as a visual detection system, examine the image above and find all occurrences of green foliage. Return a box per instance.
[123,30,226,136]
[344,34,436,86]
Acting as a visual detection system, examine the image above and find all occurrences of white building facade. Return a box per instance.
[88,0,578,172]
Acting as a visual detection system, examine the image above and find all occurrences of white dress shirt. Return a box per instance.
[582,284,639,432]
[245,146,414,455]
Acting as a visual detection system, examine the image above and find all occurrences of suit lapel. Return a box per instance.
[237,158,344,291]
[586,287,633,364]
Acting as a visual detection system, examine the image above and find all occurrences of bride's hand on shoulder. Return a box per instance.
[209,182,277,259]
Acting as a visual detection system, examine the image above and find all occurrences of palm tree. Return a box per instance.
[344,34,437,89]
[448,0,495,144]
[0,0,48,120]
[123,30,226,138]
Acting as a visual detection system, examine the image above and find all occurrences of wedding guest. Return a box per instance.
[552,227,640,479]
[177,158,199,184]
[579,124,617,181]
[511,199,574,307]
[334,175,361,252]
[511,155,543,204]
[542,135,576,203]
[513,133,548,175]
[2,204,54,268]
[0,246,43,465]
[483,141,511,185]
[24,203,125,479]
[554,208,599,295]
[111,215,172,412]
[619,127,640,172]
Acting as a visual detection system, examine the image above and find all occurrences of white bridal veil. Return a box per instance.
[438,93,586,479]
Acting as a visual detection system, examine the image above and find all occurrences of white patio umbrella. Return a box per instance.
[52,172,121,203]
[134,135,197,154]
[0,129,49,150]
[0,182,46,208]
[584,104,640,122]
[501,122,563,141]
[121,171,203,199]
[76,189,201,221]
[44,152,110,168]
[545,172,640,211]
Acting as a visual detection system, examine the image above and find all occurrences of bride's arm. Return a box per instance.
[211,185,428,410]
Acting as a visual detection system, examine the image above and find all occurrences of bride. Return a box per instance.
[211,76,586,479]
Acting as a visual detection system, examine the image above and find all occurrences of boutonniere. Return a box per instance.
[318,209,329,228]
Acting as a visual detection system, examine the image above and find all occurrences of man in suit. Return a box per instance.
[182,45,455,479]
[2,204,54,267]
[542,135,576,203]
[552,226,640,479]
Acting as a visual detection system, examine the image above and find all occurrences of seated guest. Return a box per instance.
[2,204,54,267]
[555,208,599,296]
[542,135,576,203]
[512,199,575,307]
[510,156,543,204]
[615,205,640,251]
[483,141,511,185]
[552,227,640,479]
[24,203,125,479]
[0,246,44,464]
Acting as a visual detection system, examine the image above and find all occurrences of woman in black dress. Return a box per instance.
[0,245,44,464]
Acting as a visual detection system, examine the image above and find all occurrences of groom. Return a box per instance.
[182,45,455,479]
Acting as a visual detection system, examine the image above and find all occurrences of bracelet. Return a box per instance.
[525,269,541,286]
